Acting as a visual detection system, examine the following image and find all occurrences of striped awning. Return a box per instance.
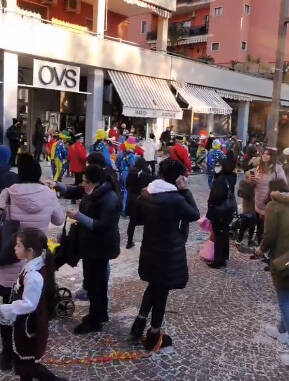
[216,89,252,102]
[108,71,183,119]
[172,82,232,115]
[123,0,171,18]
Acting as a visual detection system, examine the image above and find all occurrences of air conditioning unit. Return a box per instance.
[41,0,57,5]
[191,11,196,18]
[65,0,81,13]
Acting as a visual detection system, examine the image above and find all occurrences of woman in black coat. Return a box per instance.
[126,157,155,249]
[206,154,237,269]
[130,158,200,350]
[66,165,121,334]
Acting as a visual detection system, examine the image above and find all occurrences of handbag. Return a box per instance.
[199,239,215,262]
[54,218,80,270]
[271,252,289,279]
[0,196,20,266]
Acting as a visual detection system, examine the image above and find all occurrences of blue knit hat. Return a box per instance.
[0,145,11,164]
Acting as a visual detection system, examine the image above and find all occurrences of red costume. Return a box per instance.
[68,141,87,173]
[169,143,192,173]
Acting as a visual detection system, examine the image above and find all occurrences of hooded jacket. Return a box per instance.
[135,179,200,290]
[261,191,289,289]
[0,184,65,235]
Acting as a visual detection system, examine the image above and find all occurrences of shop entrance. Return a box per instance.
[17,87,86,152]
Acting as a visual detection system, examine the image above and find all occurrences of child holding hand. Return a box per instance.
[0,227,66,381]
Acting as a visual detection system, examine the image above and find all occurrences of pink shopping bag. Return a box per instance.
[198,216,212,233]
[199,239,215,262]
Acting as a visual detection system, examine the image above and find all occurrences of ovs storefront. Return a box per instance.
[17,58,89,150]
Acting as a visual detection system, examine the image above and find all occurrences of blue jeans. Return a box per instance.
[119,170,129,214]
[276,288,289,333]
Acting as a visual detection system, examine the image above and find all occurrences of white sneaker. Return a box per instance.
[280,353,289,366]
[265,324,289,344]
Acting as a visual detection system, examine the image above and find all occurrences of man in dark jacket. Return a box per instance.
[33,118,45,162]
[130,158,200,351]
[65,165,121,334]
[6,119,21,167]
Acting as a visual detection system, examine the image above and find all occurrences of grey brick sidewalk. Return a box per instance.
[1,167,288,380]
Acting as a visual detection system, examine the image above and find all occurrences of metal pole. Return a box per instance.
[267,0,289,148]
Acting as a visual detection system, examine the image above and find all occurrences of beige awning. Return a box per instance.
[123,0,171,18]
[108,71,183,119]
[172,82,232,115]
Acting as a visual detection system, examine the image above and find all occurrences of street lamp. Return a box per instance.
[267,0,289,148]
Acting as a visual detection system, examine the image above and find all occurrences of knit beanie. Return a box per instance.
[18,153,42,183]
[0,145,11,164]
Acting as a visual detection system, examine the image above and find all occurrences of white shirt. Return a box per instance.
[0,255,45,325]
[143,138,158,162]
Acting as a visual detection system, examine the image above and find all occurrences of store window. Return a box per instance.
[241,41,247,51]
[245,4,251,15]
[183,21,191,28]
[214,7,223,16]
[211,42,220,51]
[141,21,147,34]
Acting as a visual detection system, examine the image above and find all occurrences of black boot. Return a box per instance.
[74,315,102,334]
[126,241,135,249]
[130,316,146,341]
[144,329,172,351]
[0,353,12,371]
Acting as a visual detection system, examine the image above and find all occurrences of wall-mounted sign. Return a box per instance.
[123,106,183,120]
[33,59,80,93]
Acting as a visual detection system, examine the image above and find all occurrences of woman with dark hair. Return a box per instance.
[64,165,121,334]
[126,157,155,249]
[249,148,287,244]
[0,153,64,371]
[206,152,237,269]
[130,158,199,350]
[0,227,66,381]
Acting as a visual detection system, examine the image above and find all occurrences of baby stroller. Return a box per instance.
[54,286,75,319]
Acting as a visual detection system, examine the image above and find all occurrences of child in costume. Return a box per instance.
[53,130,71,182]
[89,129,112,167]
[0,227,66,381]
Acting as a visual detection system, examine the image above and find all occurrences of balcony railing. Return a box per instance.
[177,0,211,5]
[147,24,208,41]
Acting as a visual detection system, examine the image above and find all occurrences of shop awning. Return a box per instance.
[216,89,252,102]
[123,0,171,18]
[172,82,232,115]
[108,70,183,119]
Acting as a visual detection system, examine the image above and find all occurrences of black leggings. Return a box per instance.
[139,283,169,329]
[256,213,264,244]
[14,357,59,381]
[238,216,256,242]
[0,286,13,361]
[127,219,136,244]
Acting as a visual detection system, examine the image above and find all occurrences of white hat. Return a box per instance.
[283,147,289,156]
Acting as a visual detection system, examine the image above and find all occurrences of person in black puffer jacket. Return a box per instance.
[126,157,155,249]
[66,165,121,334]
[206,152,237,269]
[130,158,200,351]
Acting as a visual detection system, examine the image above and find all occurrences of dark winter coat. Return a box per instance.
[126,169,155,217]
[207,172,237,224]
[238,177,255,214]
[0,163,19,193]
[32,125,45,148]
[135,188,200,290]
[6,125,20,144]
[77,182,121,260]
[261,192,289,289]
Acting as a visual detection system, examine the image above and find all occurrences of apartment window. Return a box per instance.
[214,7,223,16]
[211,42,220,51]
[241,41,247,51]
[245,4,251,15]
[141,21,147,34]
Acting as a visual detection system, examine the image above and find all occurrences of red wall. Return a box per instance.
[18,0,128,38]
[126,13,155,47]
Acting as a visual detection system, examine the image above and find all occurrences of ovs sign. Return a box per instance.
[33,59,80,92]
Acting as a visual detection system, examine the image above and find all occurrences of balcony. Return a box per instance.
[176,0,211,14]
[147,24,209,45]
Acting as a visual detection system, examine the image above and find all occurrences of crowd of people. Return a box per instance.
[0,121,289,379]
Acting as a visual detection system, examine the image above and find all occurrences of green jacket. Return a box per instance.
[261,192,289,289]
